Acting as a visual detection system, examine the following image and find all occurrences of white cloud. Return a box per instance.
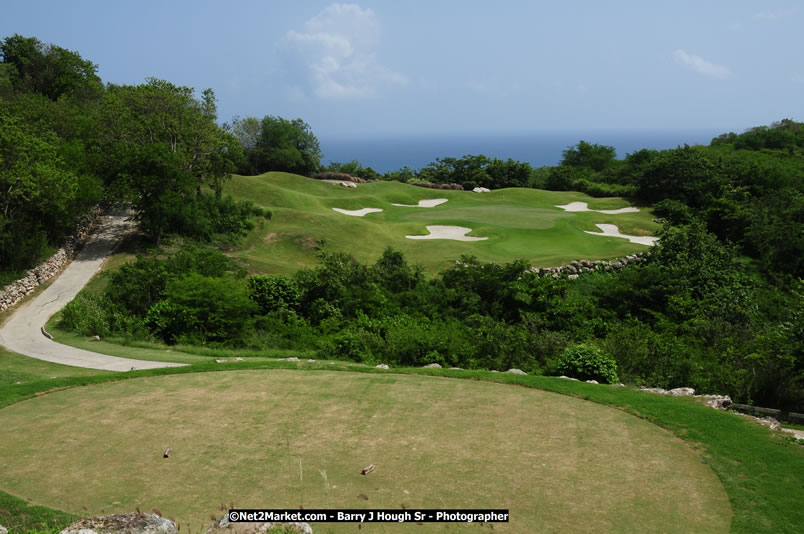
[673,49,733,79]
[283,3,407,99]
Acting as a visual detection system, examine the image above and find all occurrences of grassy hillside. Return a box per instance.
[224,173,660,274]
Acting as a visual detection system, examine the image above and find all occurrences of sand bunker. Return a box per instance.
[332,207,383,217]
[556,202,640,214]
[406,225,488,241]
[585,224,659,246]
[392,198,448,208]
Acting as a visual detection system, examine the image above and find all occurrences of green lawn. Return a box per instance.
[225,173,660,274]
[0,346,105,388]
[0,370,731,533]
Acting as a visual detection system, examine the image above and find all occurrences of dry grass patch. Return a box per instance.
[0,371,731,533]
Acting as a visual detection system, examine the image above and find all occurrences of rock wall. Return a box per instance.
[527,253,646,279]
[0,207,102,312]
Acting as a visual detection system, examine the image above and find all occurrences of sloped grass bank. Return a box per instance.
[0,361,801,533]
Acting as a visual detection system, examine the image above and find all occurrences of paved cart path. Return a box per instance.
[0,213,186,371]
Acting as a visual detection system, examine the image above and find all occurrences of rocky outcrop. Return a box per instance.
[507,368,527,375]
[423,363,442,369]
[206,515,312,534]
[375,364,390,369]
[0,206,102,312]
[60,513,176,534]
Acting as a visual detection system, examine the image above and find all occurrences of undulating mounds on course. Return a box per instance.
[405,225,489,241]
[0,371,731,533]
[584,223,659,246]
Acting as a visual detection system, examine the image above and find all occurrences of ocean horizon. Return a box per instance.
[319,129,724,173]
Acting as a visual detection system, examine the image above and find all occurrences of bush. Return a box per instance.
[248,274,301,314]
[554,344,619,384]
[164,194,268,241]
[59,290,111,337]
[145,274,257,344]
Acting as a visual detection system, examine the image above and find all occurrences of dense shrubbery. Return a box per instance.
[60,234,804,411]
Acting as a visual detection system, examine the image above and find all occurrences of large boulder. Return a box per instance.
[701,395,732,410]
[506,369,527,375]
[423,363,442,369]
[206,515,312,534]
[60,513,176,534]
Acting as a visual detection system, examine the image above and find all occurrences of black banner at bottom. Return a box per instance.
[228,509,509,523]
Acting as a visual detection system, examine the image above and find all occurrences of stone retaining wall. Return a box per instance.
[527,253,647,279]
[0,206,103,312]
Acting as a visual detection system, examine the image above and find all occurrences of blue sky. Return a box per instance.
[2,1,802,138]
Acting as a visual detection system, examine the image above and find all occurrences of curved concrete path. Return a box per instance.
[0,212,186,371]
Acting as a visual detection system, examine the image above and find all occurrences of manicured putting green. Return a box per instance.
[0,371,730,532]
[226,173,661,274]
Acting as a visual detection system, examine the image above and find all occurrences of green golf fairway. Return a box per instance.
[225,173,660,274]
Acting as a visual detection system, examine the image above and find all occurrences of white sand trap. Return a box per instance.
[556,201,640,214]
[585,224,659,246]
[392,198,448,208]
[406,225,488,241]
[332,207,383,217]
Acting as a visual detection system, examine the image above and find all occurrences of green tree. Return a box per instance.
[561,141,616,172]
[636,146,718,207]
[99,79,240,243]
[254,116,322,175]
[0,110,87,269]
[0,34,101,100]
[226,115,261,174]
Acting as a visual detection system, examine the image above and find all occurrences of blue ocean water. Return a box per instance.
[320,129,723,173]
